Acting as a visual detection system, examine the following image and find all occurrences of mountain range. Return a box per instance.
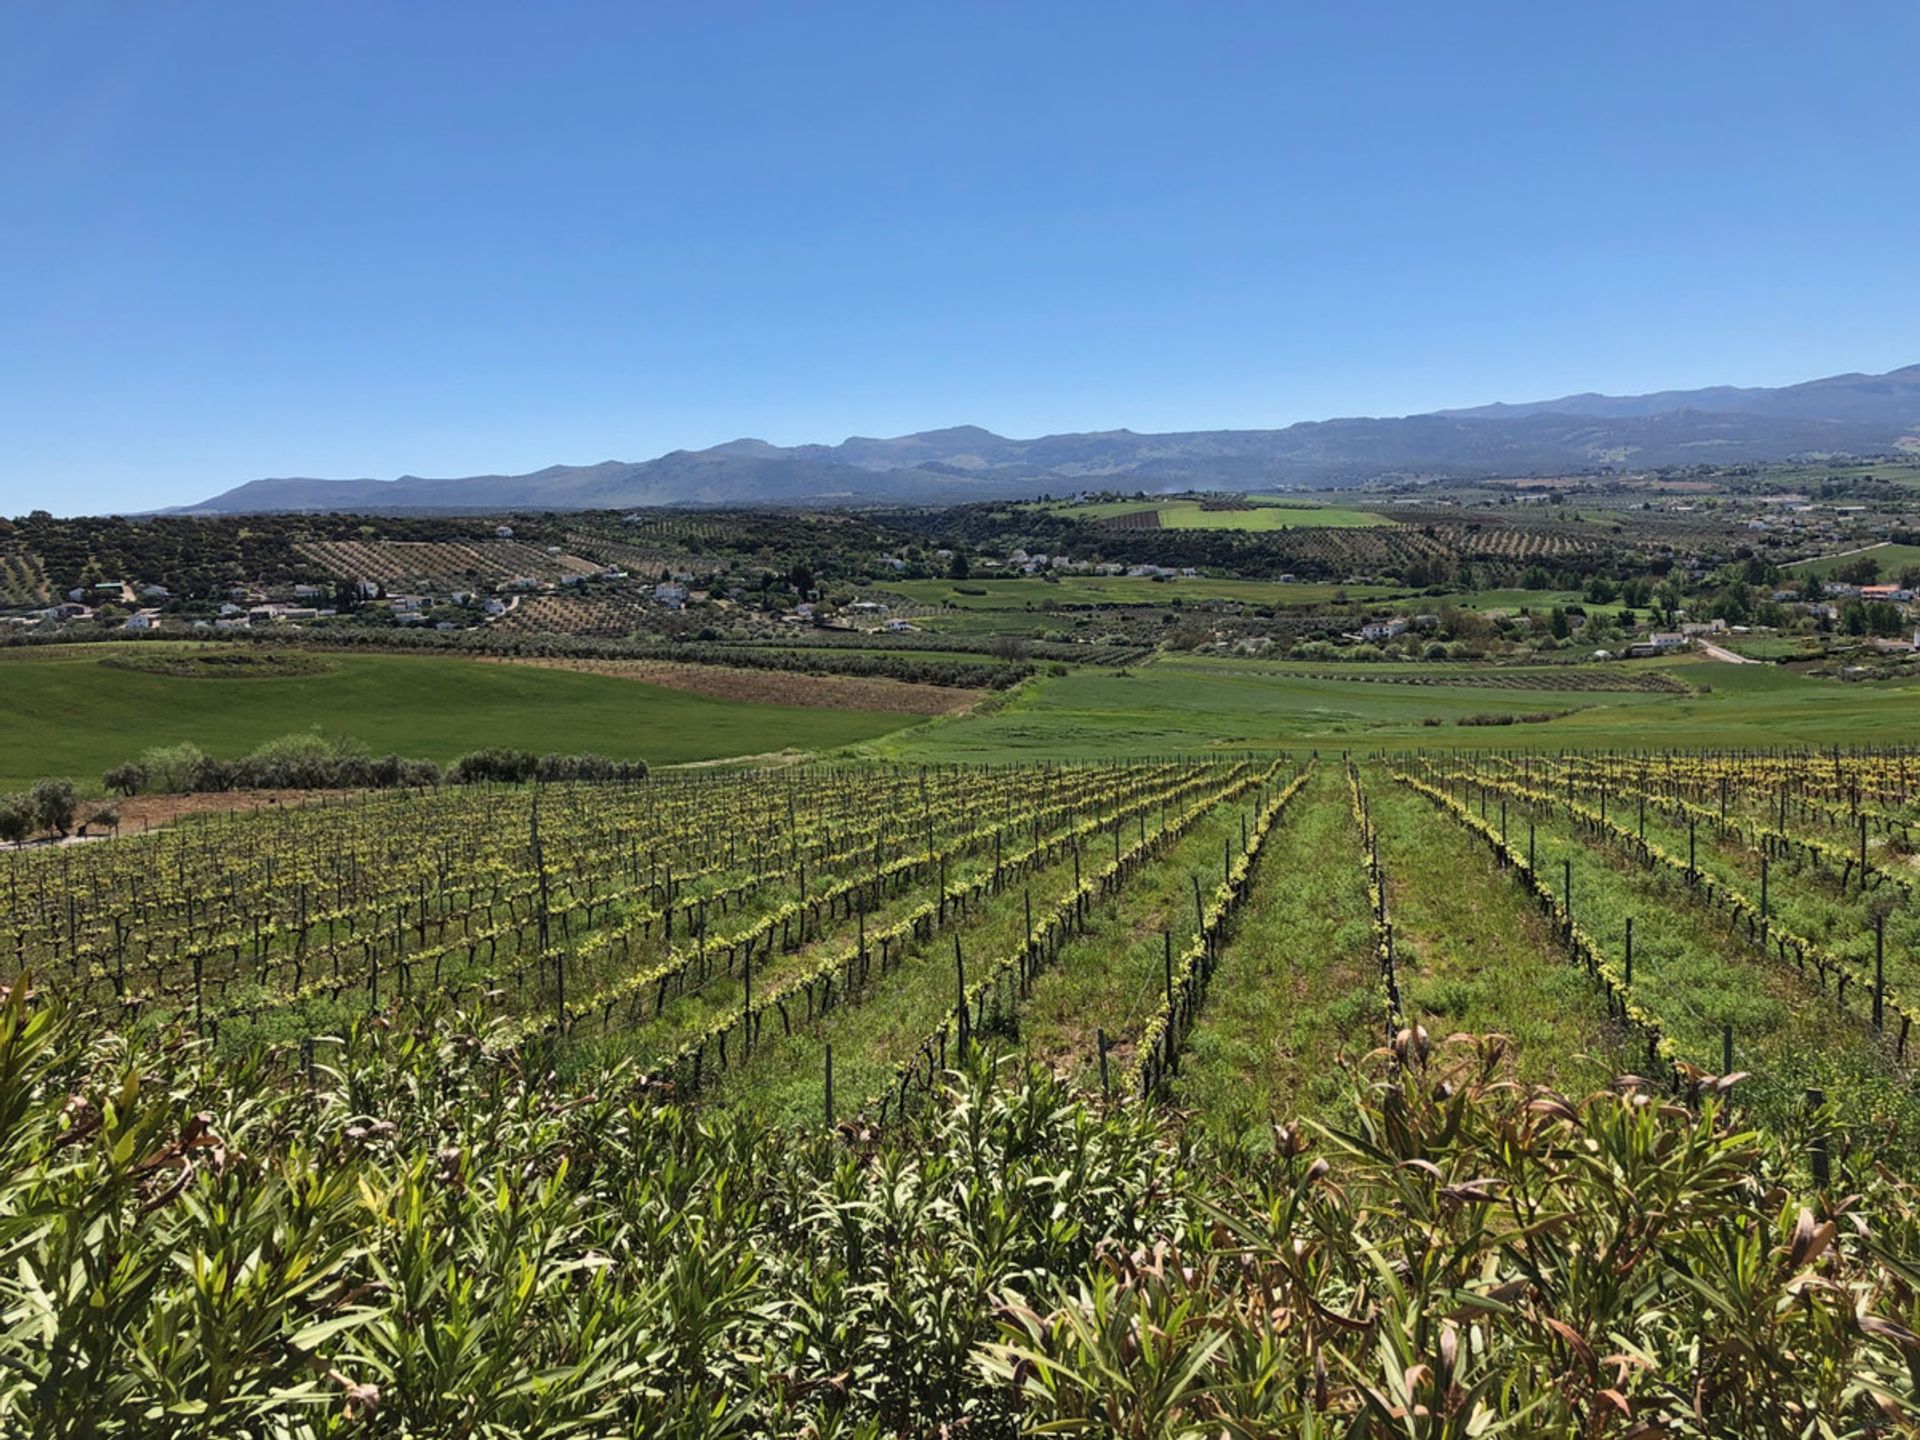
[173,363,1920,514]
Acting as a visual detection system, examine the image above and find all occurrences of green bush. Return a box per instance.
[139,741,206,794]
[1,997,1914,1434]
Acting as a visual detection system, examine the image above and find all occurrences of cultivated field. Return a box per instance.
[9,744,1920,1430]
[0,645,918,786]
[296,538,602,587]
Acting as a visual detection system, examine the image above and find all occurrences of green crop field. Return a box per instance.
[0,644,919,788]
[866,652,1920,761]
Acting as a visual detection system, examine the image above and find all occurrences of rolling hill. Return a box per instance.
[171,363,1920,514]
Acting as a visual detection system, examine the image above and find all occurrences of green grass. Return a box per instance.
[1173,766,1382,1130]
[1719,633,1814,660]
[0,644,921,789]
[1016,790,1255,1085]
[1155,500,1389,531]
[1466,778,1920,1154]
[1786,543,1920,579]
[1363,775,1622,1093]
[867,654,1920,762]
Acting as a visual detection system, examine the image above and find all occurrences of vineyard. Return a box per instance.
[296,539,602,588]
[1093,507,1162,530]
[7,748,1920,1431]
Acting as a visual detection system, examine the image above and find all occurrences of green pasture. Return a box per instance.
[0,644,918,790]
[866,652,1920,761]
[13,634,1918,797]
[1445,588,1632,619]
[1786,543,1920,579]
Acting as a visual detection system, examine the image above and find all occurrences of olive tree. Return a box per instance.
[28,778,77,838]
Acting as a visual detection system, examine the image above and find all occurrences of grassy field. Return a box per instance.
[1446,587,1632,619]
[1786,541,1920,578]
[869,652,1920,760]
[22,638,1920,795]
[0,644,920,788]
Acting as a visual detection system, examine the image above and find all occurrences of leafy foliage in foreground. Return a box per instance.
[3,987,1919,1436]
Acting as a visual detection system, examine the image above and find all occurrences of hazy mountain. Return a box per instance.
[171,363,1920,514]
[1436,363,1920,424]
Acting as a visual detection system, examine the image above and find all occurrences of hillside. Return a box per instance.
[171,363,1920,514]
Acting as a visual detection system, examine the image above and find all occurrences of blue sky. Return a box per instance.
[2,2,1916,514]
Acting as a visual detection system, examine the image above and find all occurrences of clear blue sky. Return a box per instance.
[3,2,1916,514]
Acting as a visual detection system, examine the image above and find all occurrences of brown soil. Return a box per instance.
[473,656,982,716]
[108,789,353,835]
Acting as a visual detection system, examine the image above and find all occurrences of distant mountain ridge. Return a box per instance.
[172,363,1920,514]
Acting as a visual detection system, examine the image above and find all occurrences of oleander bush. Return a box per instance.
[3,985,1916,1437]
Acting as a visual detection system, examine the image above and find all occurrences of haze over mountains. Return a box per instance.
[174,364,1920,515]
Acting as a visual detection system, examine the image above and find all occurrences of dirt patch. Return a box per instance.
[107,789,355,835]
[474,656,982,716]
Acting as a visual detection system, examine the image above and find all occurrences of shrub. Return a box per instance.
[446,747,540,785]
[233,729,378,789]
[140,741,207,794]
[448,748,646,785]
[534,752,648,783]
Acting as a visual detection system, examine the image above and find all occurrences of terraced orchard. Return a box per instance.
[7,749,1920,1434]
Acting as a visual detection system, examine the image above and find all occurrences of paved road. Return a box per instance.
[1696,641,1758,665]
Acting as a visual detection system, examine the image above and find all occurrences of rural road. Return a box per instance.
[1696,641,1758,665]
